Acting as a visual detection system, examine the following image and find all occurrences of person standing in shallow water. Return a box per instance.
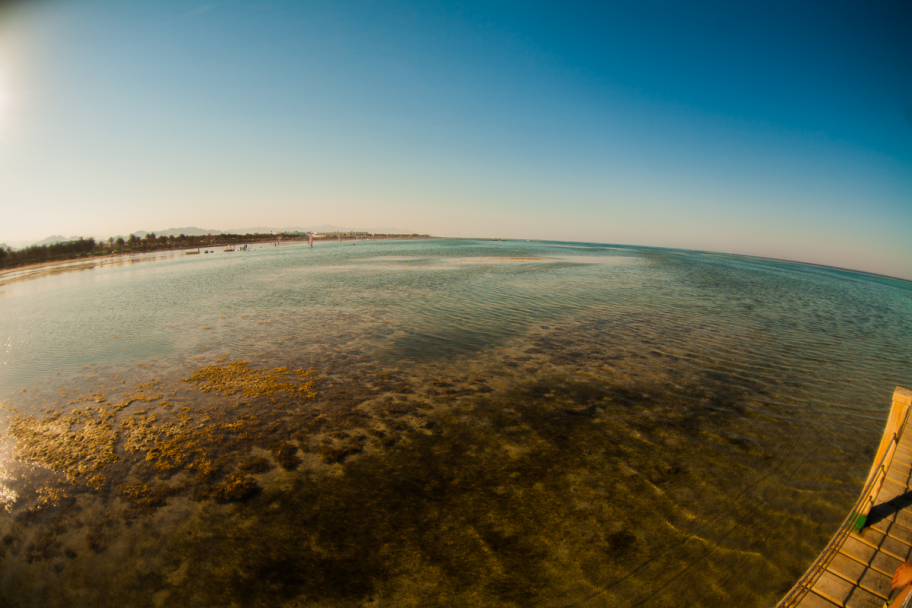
[891,562,912,607]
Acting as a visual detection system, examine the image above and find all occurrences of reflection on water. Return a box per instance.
[0,239,910,607]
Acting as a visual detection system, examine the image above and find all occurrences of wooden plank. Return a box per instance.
[811,571,883,608]
[852,527,912,561]
[827,554,890,599]
[853,527,886,548]
[793,591,841,608]
[883,476,910,493]
[887,466,912,487]
[893,451,912,467]
[897,510,912,529]
[885,477,911,495]
[868,496,912,527]
[845,586,889,608]
[890,455,912,469]
[891,452,912,467]
[888,463,911,474]
[871,551,904,577]
[893,449,912,463]
[875,486,909,506]
[811,570,856,606]
[841,537,877,565]
[886,466,910,486]
[886,467,912,484]
[876,478,911,504]
[876,533,912,562]
[891,468,910,483]
[876,491,908,508]
[839,541,903,578]
[886,536,912,557]
[869,516,912,544]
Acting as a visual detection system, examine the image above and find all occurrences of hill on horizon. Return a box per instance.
[130,227,223,238]
[136,225,415,236]
[7,235,87,250]
[230,225,413,235]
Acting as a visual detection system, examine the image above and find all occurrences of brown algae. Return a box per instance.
[2,362,323,513]
[183,361,318,399]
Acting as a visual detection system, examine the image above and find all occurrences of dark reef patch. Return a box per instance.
[0,327,878,607]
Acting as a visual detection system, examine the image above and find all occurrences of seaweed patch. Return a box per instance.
[183,362,318,399]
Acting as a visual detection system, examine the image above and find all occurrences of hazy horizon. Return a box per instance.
[0,223,420,248]
[1,1,910,279]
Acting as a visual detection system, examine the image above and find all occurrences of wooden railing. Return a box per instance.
[777,386,912,608]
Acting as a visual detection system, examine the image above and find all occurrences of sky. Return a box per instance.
[0,0,910,279]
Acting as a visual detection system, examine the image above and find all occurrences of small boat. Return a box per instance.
[223,245,235,252]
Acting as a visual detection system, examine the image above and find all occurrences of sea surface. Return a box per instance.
[0,239,910,607]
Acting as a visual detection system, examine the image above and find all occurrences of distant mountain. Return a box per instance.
[368,226,411,234]
[29,235,84,247]
[131,227,222,238]
[230,225,414,234]
[289,224,349,233]
[228,225,338,234]
[124,225,418,238]
[228,226,292,235]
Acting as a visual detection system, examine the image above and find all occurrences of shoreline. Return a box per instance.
[0,236,440,283]
[0,246,206,279]
[3,236,908,287]
[0,234,438,275]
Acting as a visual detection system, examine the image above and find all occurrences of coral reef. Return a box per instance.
[182,362,318,399]
[3,362,324,514]
[238,456,273,473]
[270,443,301,470]
[203,474,259,502]
[8,410,120,482]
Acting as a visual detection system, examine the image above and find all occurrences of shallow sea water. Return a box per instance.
[0,239,910,607]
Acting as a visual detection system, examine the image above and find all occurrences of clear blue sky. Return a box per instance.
[0,0,910,278]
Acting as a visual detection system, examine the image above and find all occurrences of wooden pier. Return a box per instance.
[779,386,912,608]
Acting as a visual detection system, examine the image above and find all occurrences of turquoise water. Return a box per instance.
[0,239,910,607]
